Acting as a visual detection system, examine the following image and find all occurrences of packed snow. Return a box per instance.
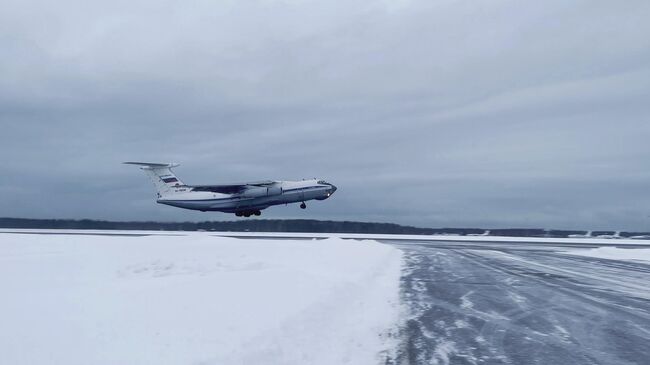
[563,247,650,263]
[2,228,649,246]
[210,231,650,246]
[0,232,403,365]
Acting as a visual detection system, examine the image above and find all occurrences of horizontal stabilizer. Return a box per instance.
[123,162,180,168]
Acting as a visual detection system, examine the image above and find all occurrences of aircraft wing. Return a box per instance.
[190,181,276,194]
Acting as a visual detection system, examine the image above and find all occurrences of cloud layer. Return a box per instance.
[2,0,650,229]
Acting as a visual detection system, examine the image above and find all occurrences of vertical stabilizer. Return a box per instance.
[124,162,185,197]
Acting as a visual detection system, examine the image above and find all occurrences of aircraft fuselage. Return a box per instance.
[158,179,336,214]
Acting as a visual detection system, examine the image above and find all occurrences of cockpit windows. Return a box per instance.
[318,180,330,185]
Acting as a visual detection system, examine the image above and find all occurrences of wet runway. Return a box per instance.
[386,241,650,365]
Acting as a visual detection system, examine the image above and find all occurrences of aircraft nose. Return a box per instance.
[329,184,337,194]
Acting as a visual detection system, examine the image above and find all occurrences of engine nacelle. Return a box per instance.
[242,187,268,198]
[242,186,282,198]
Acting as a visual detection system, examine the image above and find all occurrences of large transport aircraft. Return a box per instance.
[124,162,337,217]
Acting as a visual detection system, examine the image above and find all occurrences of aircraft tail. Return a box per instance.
[124,162,185,197]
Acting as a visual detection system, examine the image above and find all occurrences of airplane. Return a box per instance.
[468,230,491,237]
[124,162,337,217]
[568,231,592,238]
[596,231,622,239]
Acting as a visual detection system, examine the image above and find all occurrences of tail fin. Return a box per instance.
[124,162,185,197]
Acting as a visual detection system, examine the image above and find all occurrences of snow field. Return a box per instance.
[0,233,403,365]
[563,246,650,263]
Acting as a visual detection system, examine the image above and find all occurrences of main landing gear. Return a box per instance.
[300,202,307,209]
[235,210,261,217]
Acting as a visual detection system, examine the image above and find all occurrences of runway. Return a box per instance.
[387,240,650,365]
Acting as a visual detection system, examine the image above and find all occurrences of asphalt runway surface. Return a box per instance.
[386,240,650,365]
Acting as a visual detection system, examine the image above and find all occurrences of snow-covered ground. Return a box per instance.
[3,228,649,246]
[0,233,403,365]
[563,247,650,263]
[209,230,650,245]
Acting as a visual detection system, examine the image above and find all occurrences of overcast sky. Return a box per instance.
[2,0,650,230]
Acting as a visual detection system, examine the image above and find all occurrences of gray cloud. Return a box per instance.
[1,0,650,230]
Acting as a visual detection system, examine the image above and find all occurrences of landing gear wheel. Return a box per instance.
[243,212,251,217]
[254,210,261,216]
[235,212,243,217]
[300,202,306,209]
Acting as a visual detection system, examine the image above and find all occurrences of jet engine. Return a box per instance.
[242,187,268,198]
[242,186,282,198]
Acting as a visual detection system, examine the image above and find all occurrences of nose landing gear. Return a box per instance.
[300,202,307,209]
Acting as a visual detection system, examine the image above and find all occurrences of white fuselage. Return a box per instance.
[158,179,336,213]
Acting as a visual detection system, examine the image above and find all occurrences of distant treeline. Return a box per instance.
[1,217,647,238]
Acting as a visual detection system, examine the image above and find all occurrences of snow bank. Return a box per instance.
[2,229,649,246]
[564,247,650,263]
[0,233,403,365]
[211,231,650,246]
